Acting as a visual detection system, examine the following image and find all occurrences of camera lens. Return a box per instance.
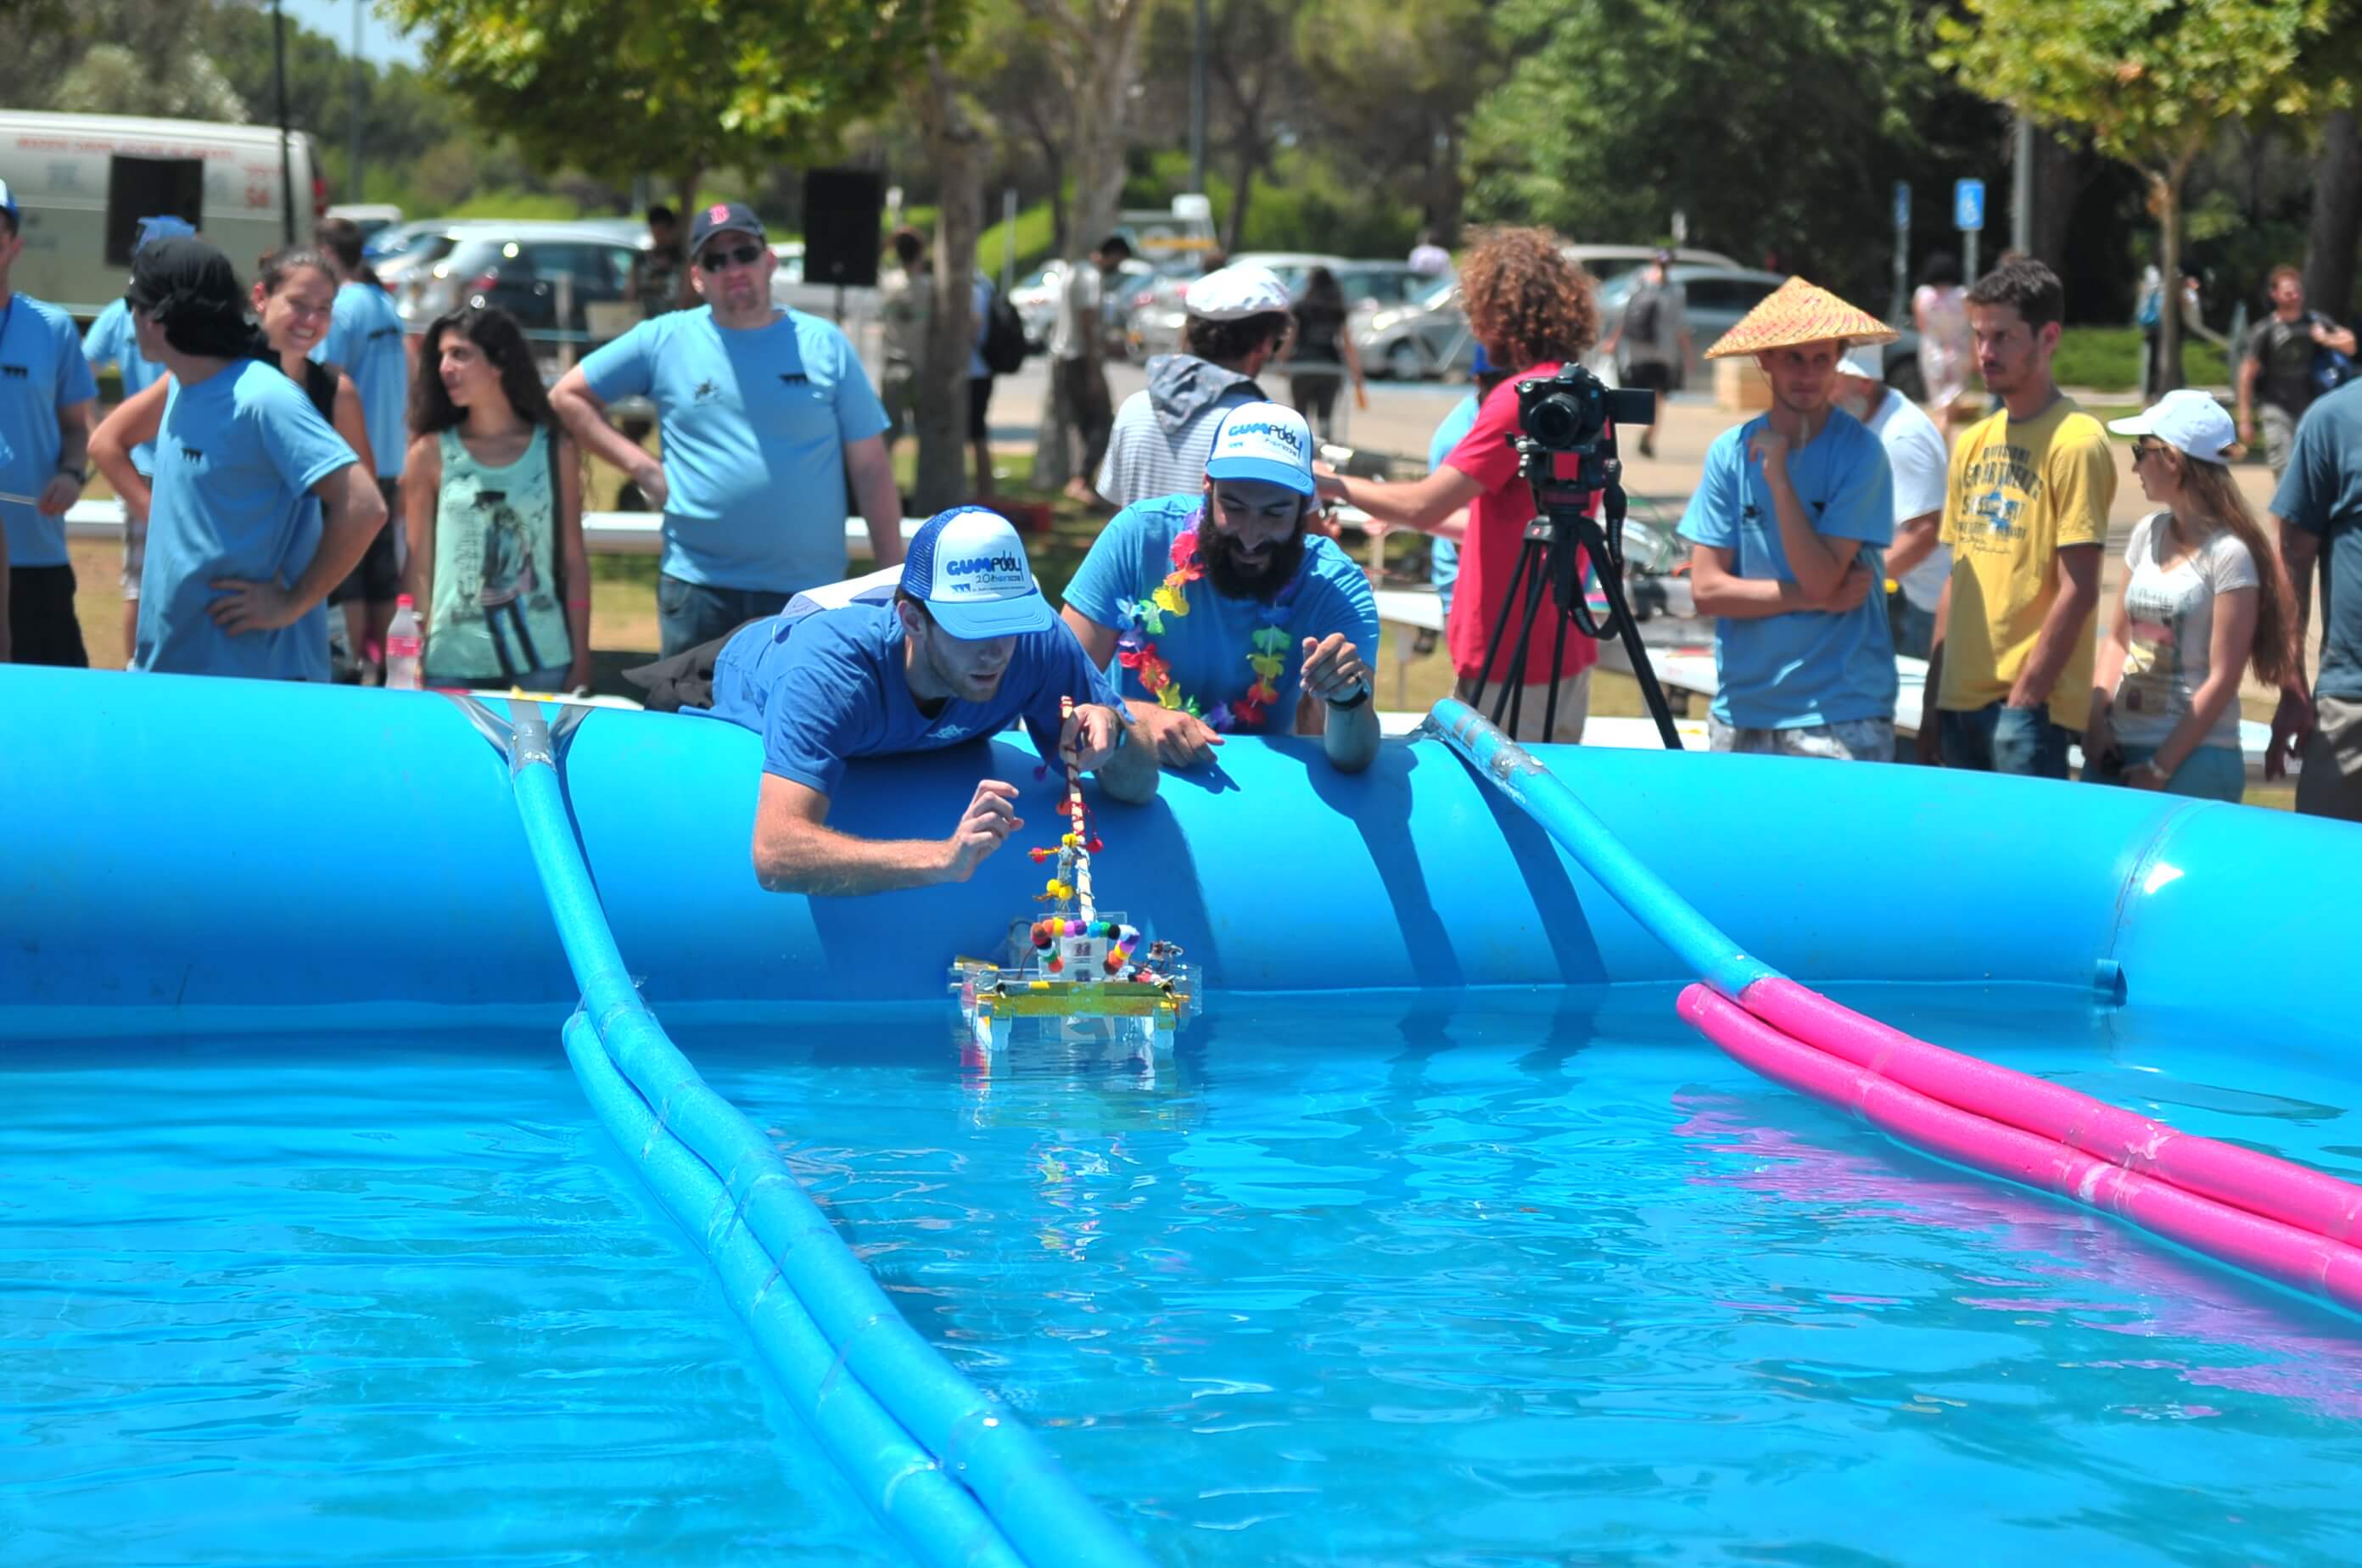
[1526,389,1593,450]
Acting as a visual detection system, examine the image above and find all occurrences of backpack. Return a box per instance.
[2312,315,2357,396]
[981,283,1028,375]
[1623,287,1661,348]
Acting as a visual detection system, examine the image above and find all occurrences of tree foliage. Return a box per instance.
[1937,0,2345,385]
[1293,0,1495,238]
[384,0,965,197]
[1469,0,1994,299]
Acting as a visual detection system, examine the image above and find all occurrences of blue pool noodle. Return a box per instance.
[508,708,1148,1568]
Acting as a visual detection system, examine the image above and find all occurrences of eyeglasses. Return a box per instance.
[2131,440,2169,461]
[699,244,764,272]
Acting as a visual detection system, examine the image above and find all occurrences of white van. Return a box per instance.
[0,110,321,317]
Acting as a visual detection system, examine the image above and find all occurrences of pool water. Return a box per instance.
[0,1036,894,1566]
[10,993,2362,1565]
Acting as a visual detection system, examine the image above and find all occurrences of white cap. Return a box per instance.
[1835,343,1885,381]
[1205,401,1316,496]
[898,506,1055,638]
[1184,264,1291,321]
[2107,389,2238,464]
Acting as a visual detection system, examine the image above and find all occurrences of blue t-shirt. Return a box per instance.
[317,280,409,478]
[1,291,101,568]
[1426,393,1479,613]
[136,359,359,681]
[707,594,1122,794]
[579,306,891,594]
[1676,411,1897,728]
[2274,380,2362,702]
[82,298,166,476]
[1061,492,1382,731]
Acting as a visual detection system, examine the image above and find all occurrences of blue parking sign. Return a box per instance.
[1894,182,1911,229]
[1955,178,1985,233]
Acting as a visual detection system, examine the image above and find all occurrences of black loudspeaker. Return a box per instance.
[801,168,883,289]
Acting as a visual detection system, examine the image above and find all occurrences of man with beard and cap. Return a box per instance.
[83,214,193,662]
[1831,341,1949,664]
[554,201,903,655]
[125,236,386,680]
[1094,264,1290,510]
[1061,402,1380,773]
[1676,277,1899,759]
[647,506,1158,896]
[0,176,102,666]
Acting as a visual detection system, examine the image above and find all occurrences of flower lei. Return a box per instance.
[1111,512,1300,731]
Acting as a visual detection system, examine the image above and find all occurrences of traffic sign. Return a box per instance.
[1955,178,1986,233]
[1894,182,1911,230]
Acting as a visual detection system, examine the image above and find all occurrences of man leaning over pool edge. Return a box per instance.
[697,506,1160,896]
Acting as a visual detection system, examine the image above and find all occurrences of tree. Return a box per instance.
[1469,0,1995,300]
[0,0,244,122]
[385,0,954,212]
[1007,0,1155,490]
[1938,0,2344,391]
[1140,0,1307,252]
[908,14,990,512]
[2306,112,2362,321]
[1294,0,1495,242]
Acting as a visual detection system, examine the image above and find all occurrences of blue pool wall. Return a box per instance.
[2,666,2350,1035]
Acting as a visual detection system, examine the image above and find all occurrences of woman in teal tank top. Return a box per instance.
[401,306,590,691]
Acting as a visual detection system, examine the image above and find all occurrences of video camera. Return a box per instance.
[1514,361,1655,457]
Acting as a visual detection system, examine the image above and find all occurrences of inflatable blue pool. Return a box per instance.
[8,666,2362,1563]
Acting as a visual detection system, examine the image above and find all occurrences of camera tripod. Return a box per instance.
[1468,434,1685,749]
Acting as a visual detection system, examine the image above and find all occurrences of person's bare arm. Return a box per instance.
[2236,352,2260,438]
[1057,603,1224,770]
[752,773,1020,896]
[2270,515,2320,776]
[1884,511,1942,583]
[90,380,168,523]
[1300,631,1379,773]
[41,398,95,517]
[400,435,439,626]
[329,373,373,474]
[2325,321,2359,357]
[2144,585,2258,781]
[556,434,593,689]
[550,367,667,507]
[1686,543,1866,620]
[2085,574,2134,761]
[2006,543,2102,708]
[1752,428,1853,599]
[1320,464,1481,535]
[2282,516,2320,669]
[210,462,387,635]
[843,432,904,568]
[1917,574,1952,764]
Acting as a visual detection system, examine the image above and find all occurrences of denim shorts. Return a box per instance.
[656,573,788,658]
[1708,715,1894,761]
[2089,742,2244,802]
[1939,700,2074,779]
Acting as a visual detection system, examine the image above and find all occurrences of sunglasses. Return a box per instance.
[699,244,765,272]
[2131,439,2169,460]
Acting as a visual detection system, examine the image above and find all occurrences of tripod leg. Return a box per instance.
[1500,548,1552,738]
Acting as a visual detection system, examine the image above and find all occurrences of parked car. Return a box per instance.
[398,222,649,366]
[325,202,403,243]
[1354,245,1749,382]
[1124,252,1425,361]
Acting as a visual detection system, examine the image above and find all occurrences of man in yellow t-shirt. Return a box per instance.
[1922,258,2116,776]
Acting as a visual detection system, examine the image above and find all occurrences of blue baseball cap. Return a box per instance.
[135,215,197,251]
[899,506,1055,639]
[1204,401,1315,496]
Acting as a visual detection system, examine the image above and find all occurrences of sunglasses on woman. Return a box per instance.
[2131,440,2169,461]
[699,244,765,272]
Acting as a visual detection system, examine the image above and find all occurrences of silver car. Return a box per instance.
[1587,265,1924,397]
[1355,245,1744,381]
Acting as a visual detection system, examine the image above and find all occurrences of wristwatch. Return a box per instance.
[56,464,86,484]
[1325,681,1371,710]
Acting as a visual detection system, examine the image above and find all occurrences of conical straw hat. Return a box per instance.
[1704,276,1900,360]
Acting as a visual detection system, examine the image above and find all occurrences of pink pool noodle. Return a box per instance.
[1739,977,2362,1247]
[1679,984,2362,1313]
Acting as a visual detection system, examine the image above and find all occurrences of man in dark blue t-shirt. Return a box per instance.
[2270,378,2362,820]
[702,506,1159,895]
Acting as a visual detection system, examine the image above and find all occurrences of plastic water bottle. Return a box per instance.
[386,596,423,691]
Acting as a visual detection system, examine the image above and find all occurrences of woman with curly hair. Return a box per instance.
[1315,227,1603,740]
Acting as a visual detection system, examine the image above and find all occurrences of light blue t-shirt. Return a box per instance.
[317,280,409,478]
[1676,410,1897,728]
[1061,492,1382,731]
[1426,393,1479,616]
[580,306,891,594]
[707,593,1121,794]
[1,291,101,568]
[82,298,166,476]
[2273,382,2362,703]
[136,359,359,682]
